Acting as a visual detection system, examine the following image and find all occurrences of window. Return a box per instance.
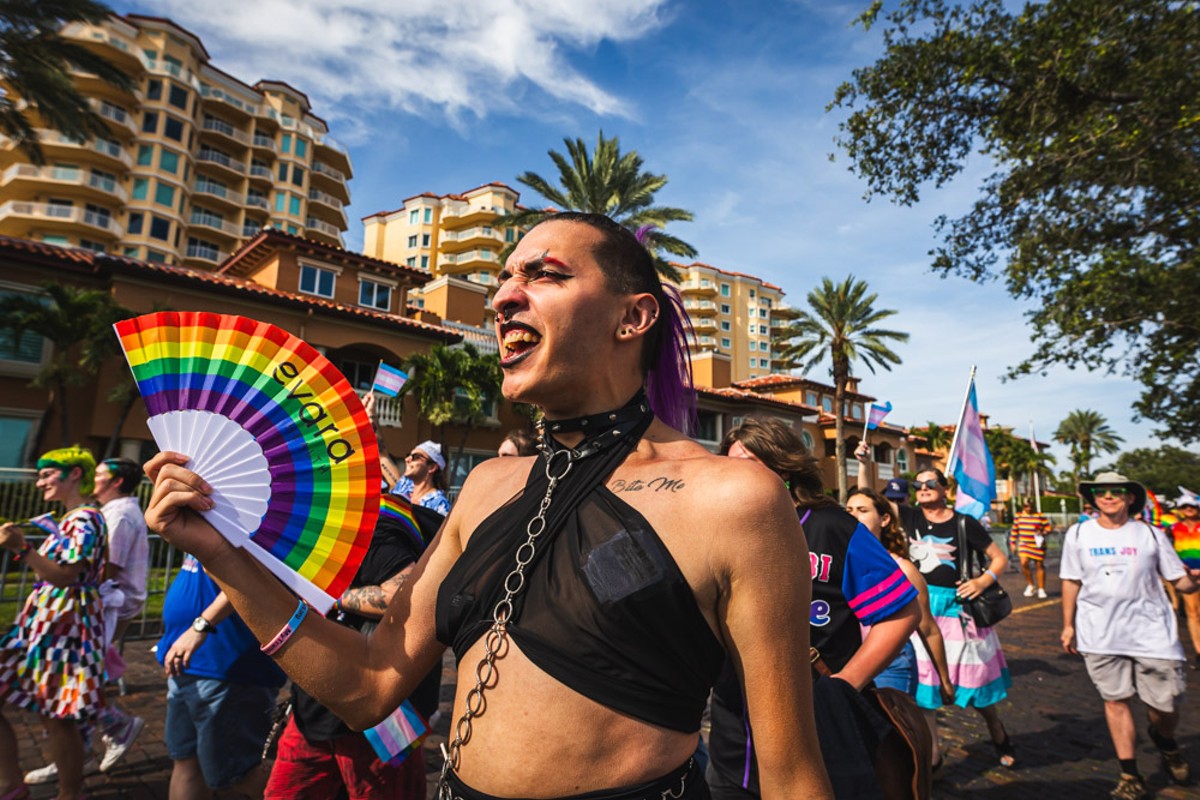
[288,195,301,216]
[291,166,304,187]
[852,403,863,420]
[423,208,432,223]
[759,309,768,318]
[278,163,289,181]
[0,287,48,367]
[720,284,730,297]
[448,451,495,492]
[407,235,418,248]
[295,139,307,158]
[694,410,721,444]
[505,228,514,242]
[164,116,184,141]
[763,298,772,308]
[154,183,175,207]
[146,79,162,100]
[721,338,731,349]
[78,239,105,253]
[720,321,731,331]
[336,359,375,391]
[168,84,188,110]
[759,325,768,335]
[359,279,391,311]
[159,149,179,174]
[801,430,816,452]
[141,111,158,133]
[821,396,834,413]
[896,449,909,473]
[287,223,299,234]
[759,358,769,368]
[420,255,429,268]
[406,256,416,267]
[127,212,144,234]
[274,193,286,212]
[149,216,171,241]
[749,289,756,299]
[299,264,335,298]
[422,233,431,246]
[408,209,419,224]
[749,358,756,368]
[0,412,38,468]
[145,249,167,263]
[280,134,292,154]
[122,246,139,258]
[720,304,731,314]
[136,145,153,166]
[132,178,148,200]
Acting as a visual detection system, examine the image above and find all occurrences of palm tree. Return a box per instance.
[0,0,134,165]
[776,276,909,501]
[908,421,950,454]
[499,131,696,281]
[1054,409,1124,486]
[0,282,133,447]
[400,343,501,484]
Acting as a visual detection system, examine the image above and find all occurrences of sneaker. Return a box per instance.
[1161,748,1190,784]
[23,756,99,785]
[1023,585,1035,597]
[1037,588,1048,599]
[1110,773,1148,799]
[99,715,145,772]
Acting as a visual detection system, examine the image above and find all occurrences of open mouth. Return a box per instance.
[499,321,542,367]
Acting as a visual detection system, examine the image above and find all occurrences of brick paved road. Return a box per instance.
[10,562,1200,798]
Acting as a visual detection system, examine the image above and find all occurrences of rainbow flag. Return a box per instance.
[363,699,427,766]
[380,494,428,551]
[1144,489,1165,528]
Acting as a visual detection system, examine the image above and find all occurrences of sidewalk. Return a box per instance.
[9,563,1200,798]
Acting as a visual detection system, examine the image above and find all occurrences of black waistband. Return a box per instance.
[443,757,703,800]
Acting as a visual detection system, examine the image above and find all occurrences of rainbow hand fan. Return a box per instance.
[115,312,381,613]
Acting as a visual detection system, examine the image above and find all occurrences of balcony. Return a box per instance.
[247,164,273,184]
[690,335,718,348]
[251,133,276,153]
[88,98,137,137]
[144,59,189,83]
[691,317,718,333]
[439,225,501,252]
[310,160,349,202]
[189,211,240,239]
[184,242,228,264]
[0,164,127,203]
[196,148,245,177]
[200,116,251,148]
[877,463,895,480]
[441,249,499,268]
[683,299,718,313]
[61,22,145,73]
[245,194,269,213]
[242,223,263,238]
[312,132,352,176]
[355,390,402,428]
[306,188,344,212]
[191,179,244,208]
[11,130,133,171]
[439,204,502,229]
[681,281,718,297]
[304,217,342,245]
[0,201,121,238]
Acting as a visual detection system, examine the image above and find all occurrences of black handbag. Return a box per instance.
[956,514,1012,627]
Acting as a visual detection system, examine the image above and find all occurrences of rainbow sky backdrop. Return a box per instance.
[115,311,380,604]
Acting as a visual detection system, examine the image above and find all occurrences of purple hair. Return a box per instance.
[646,282,698,435]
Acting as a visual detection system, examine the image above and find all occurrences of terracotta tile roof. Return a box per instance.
[669,262,785,293]
[697,386,818,416]
[735,374,805,390]
[0,236,459,343]
[219,227,430,284]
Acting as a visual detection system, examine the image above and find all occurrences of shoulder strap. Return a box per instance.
[957,513,971,582]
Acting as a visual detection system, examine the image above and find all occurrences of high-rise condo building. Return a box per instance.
[0,14,352,267]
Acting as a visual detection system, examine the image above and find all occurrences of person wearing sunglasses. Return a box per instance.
[1061,472,1200,799]
[392,441,450,517]
[894,469,1014,772]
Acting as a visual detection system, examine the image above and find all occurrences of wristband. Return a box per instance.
[12,541,32,562]
[985,569,998,583]
[260,599,308,655]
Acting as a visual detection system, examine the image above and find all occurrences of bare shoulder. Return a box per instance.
[448,454,536,544]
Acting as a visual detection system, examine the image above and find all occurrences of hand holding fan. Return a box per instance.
[115,311,381,612]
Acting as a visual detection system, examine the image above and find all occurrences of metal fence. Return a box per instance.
[0,468,170,640]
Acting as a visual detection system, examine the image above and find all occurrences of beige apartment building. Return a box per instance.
[0,14,352,268]
[671,262,783,384]
[362,182,523,324]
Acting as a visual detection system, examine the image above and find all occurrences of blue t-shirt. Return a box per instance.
[390,475,451,516]
[157,554,285,688]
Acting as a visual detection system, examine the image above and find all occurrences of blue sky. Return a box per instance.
[118,0,1168,474]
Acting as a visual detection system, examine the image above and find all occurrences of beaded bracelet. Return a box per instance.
[260,599,308,655]
[985,568,999,583]
[11,541,32,562]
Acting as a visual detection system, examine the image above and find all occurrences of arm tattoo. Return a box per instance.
[340,584,388,614]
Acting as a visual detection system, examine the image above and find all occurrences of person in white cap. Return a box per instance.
[390,440,450,516]
[1061,471,1200,799]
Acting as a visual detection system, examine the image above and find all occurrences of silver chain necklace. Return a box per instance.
[437,446,575,799]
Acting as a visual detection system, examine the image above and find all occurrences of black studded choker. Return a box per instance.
[538,390,653,461]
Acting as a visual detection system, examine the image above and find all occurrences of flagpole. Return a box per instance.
[1030,420,1043,513]
[944,365,977,477]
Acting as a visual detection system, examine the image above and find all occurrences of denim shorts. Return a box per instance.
[165,675,277,790]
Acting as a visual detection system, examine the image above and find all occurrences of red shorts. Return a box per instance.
[264,715,426,799]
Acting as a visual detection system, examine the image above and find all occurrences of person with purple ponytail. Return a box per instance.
[141,212,832,799]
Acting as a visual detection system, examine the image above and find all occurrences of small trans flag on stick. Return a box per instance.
[23,512,59,537]
[371,361,408,398]
[363,699,428,766]
[866,401,892,431]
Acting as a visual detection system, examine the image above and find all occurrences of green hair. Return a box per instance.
[37,446,97,496]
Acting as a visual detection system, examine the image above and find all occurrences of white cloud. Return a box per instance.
[131,0,668,125]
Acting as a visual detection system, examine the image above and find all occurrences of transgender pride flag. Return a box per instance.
[371,361,408,397]
[947,371,996,520]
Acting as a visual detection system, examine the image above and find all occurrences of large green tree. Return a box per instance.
[500,131,696,281]
[775,276,908,501]
[1106,445,1200,497]
[0,0,133,165]
[830,0,1200,441]
[400,343,501,485]
[908,421,950,453]
[1053,409,1125,486]
[0,282,133,448]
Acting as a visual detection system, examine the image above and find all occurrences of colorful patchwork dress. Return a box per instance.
[1010,512,1051,561]
[0,505,108,719]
